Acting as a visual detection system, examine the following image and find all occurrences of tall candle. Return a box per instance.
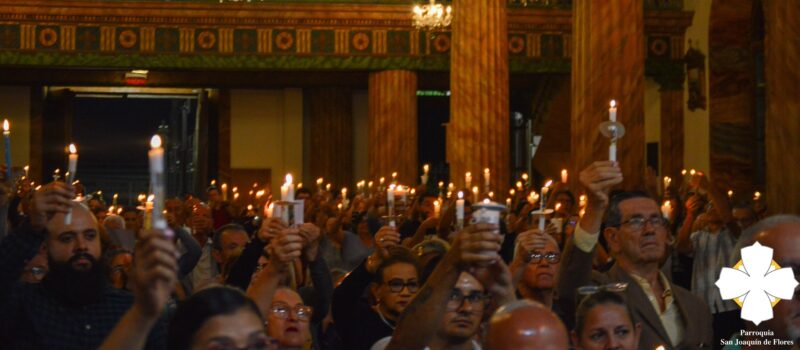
[465,172,472,189]
[221,183,228,201]
[433,199,440,218]
[281,174,294,201]
[727,190,733,200]
[456,191,464,228]
[387,185,396,227]
[539,180,552,231]
[472,186,479,200]
[391,172,398,184]
[266,203,274,218]
[341,187,348,208]
[63,144,78,225]
[661,200,672,220]
[112,193,119,206]
[421,164,429,185]
[316,178,324,192]
[609,100,617,161]
[148,135,167,230]
[3,119,10,180]
[483,168,490,190]
[561,169,568,184]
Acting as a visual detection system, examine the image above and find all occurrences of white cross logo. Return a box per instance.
[715,242,799,325]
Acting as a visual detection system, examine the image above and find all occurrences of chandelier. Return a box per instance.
[413,0,453,30]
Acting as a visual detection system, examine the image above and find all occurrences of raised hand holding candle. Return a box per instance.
[608,100,617,161]
[3,119,10,180]
[148,135,167,230]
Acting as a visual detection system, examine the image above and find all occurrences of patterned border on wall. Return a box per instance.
[0,1,692,72]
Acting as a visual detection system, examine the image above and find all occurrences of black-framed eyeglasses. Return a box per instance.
[446,290,490,311]
[619,216,668,231]
[270,302,313,322]
[577,283,629,296]
[526,251,561,264]
[385,278,420,293]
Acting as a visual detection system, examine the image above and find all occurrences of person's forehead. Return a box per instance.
[221,230,248,243]
[48,207,98,235]
[759,223,800,263]
[618,197,659,217]
[586,303,632,326]
[384,262,418,278]
[274,288,303,306]
[456,272,484,292]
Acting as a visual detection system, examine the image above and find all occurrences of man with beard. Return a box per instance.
[0,181,175,349]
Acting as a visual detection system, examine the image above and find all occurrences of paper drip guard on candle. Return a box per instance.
[530,208,555,231]
[272,200,305,227]
[470,200,506,225]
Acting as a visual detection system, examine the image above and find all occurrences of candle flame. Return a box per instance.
[368,181,374,187]
[484,168,490,174]
[728,190,733,197]
[438,181,444,187]
[457,191,464,199]
[392,172,397,178]
[544,180,553,188]
[690,169,696,176]
[113,193,118,199]
[2,119,8,132]
[410,188,416,195]
[68,143,77,154]
[150,135,162,148]
[147,194,154,202]
[610,100,617,108]
[509,189,515,195]
[379,177,385,184]
[297,183,303,189]
[488,191,494,198]
[341,187,347,194]
[247,204,253,211]
[316,178,323,185]
[466,171,471,177]
[555,203,562,211]
[232,187,238,193]
[521,173,529,181]
[754,191,761,200]
[285,173,293,184]
[483,198,490,204]
[472,186,479,194]
[423,164,429,172]
[681,169,687,175]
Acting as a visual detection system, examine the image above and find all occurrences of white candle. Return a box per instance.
[609,100,617,122]
[341,187,348,208]
[316,178,324,192]
[727,190,733,199]
[516,181,524,190]
[456,191,464,224]
[448,182,455,193]
[561,169,568,184]
[221,183,228,201]
[3,120,10,180]
[661,200,672,220]
[465,172,472,189]
[421,164,429,185]
[266,203,274,218]
[64,144,79,225]
[387,185,396,227]
[472,186,479,200]
[483,168,491,190]
[391,172,398,183]
[148,135,167,230]
[433,200,440,218]
[281,174,294,201]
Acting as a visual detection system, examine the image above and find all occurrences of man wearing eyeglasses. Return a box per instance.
[511,228,561,311]
[558,161,712,350]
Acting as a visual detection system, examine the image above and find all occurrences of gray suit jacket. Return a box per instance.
[557,239,713,350]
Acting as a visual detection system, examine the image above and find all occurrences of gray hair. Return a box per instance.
[731,214,800,265]
[103,214,126,230]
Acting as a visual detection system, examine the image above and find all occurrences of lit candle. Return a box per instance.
[483,168,491,190]
[63,144,78,225]
[247,204,253,212]
[297,183,303,189]
[316,178,324,192]
[66,144,78,184]
[448,182,455,193]
[144,194,154,230]
[266,203,274,218]
[387,184,396,227]
[112,193,118,206]
[663,176,672,191]
[433,200,440,218]
[148,135,167,230]
[456,191,464,228]
[754,191,761,201]
[337,203,343,211]
[138,193,146,204]
[379,177,385,186]
[391,172,398,184]
[341,187,348,208]
[487,191,494,199]
[233,186,238,194]
[281,174,294,201]
[561,169,568,184]
[527,191,539,205]
[727,190,733,199]
[509,189,516,196]
[555,202,562,212]
[472,186,479,200]
[211,180,216,186]
[325,183,331,192]
[465,172,472,189]
[421,164,429,185]
[23,165,28,179]
[681,169,687,176]
[539,180,553,230]
[368,181,374,189]
[506,198,512,206]
[661,200,672,220]
[608,100,617,161]
[234,193,240,201]
[221,183,228,201]
[3,119,10,180]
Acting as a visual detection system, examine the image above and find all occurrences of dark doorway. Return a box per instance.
[417,92,449,188]
[62,93,198,206]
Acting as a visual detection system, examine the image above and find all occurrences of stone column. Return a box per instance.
[660,87,684,185]
[448,0,509,195]
[368,70,418,184]
[571,0,646,190]
[763,1,800,214]
[308,87,353,188]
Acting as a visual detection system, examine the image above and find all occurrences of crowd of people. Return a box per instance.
[0,160,797,350]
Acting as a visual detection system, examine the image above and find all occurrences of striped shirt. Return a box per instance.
[690,228,739,314]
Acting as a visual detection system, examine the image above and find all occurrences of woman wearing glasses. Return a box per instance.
[572,290,641,350]
[265,287,314,350]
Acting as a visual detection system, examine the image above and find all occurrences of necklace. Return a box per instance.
[376,307,396,330]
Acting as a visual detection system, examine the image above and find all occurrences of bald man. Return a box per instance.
[0,182,175,350]
[734,215,800,348]
[485,300,569,350]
